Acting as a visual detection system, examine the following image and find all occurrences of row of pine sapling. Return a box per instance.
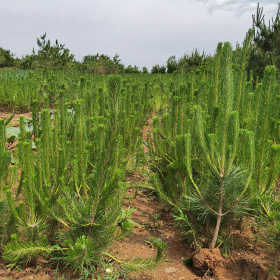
[0,64,217,112]
[147,30,280,271]
[0,69,150,110]
[2,36,280,273]
[0,75,167,275]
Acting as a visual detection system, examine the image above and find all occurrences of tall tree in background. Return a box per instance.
[177,50,211,73]
[151,64,166,74]
[81,53,125,74]
[0,47,15,68]
[31,33,75,70]
[249,3,280,79]
[166,55,178,73]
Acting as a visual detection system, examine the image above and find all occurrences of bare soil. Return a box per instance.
[0,110,278,280]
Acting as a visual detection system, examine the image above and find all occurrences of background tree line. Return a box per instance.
[0,33,145,74]
[1,3,279,77]
[152,3,280,79]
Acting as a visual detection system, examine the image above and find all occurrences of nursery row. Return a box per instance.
[147,32,280,272]
[1,29,280,276]
[0,74,167,275]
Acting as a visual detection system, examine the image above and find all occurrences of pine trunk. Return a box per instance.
[210,212,222,249]
[210,174,224,249]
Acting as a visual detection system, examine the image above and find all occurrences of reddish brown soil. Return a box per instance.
[0,111,278,280]
[0,111,32,127]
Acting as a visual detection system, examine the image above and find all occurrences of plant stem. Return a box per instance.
[210,174,224,249]
[210,210,222,249]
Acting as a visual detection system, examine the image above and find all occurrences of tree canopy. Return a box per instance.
[248,3,280,79]
[0,47,15,68]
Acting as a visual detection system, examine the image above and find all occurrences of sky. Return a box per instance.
[0,0,278,71]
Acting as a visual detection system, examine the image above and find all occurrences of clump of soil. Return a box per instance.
[226,250,270,280]
[192,247,224,278]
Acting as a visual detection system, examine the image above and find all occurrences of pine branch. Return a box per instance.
[102,241,167,272]
[3,234,60,263]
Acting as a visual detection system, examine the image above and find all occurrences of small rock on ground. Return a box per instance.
[164,267,179,273]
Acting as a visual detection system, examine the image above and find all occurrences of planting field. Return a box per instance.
[1,36,280,279]
[0,110,274,280]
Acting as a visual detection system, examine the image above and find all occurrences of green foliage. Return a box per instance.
[0,47,15,68]
[19,54,37,70]
[81,53,125,74]
[103,241,167,272]
[254,195,280,271]
[166,55,178,73]
[2,33,280,272]
[151,64,166,74]
[216,233,232,257]
[144,235,162,247]
[0,73,168,275]
[124,65,141,74]
[183,257,193,266]
[0,119,15,247]
[28,33,75,71]
[63,235,101,272]
[0,197,10,248]
[147,33,280,253]
[178,49,212,73]
[149,84,167,111]
[173,209,199,247]
[248,3,280,79]
[117,207,139,234]
[142,66,148,73]
[2,234,54,264]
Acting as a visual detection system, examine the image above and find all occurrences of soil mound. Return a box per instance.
[192,247,224,277]
[227,251,269,280]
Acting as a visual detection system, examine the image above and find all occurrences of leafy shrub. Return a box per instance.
[151,64,166,74]
[166,55,178,73]
[124,65,141,74]
[0,47,15,68]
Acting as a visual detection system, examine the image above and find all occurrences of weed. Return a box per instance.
[152,213,160,221]
[145,235,162,247]
[117,207,139,235]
